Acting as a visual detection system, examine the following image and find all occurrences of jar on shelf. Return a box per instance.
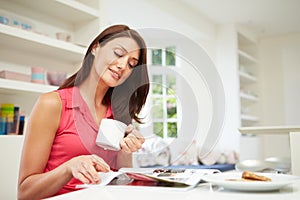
[31,67,45,84]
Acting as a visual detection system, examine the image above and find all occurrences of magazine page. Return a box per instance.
[76,171,125,188]
[76,167,220,189]
[119,168,220,186]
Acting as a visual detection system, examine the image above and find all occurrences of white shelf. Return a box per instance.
[0,78,57,94]
[9,0,99,23]
[0,24,86,64]
[240,92,258,102]
[0,135,24,138]
[239,126,300,135]
[239,71,257,83]
[238,50,259,64]
[241,114,259,122]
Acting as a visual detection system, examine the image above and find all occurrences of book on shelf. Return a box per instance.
[0,104,25,135]
[76,167,220,190]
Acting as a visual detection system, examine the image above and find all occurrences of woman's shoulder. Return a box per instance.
[55,87,76,100]
[39,87,74,103]
[36,91,62,111]
[28,91,63,126]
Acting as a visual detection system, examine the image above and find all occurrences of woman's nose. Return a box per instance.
[116,57,128,70]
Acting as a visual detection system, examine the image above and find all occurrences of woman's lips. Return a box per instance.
[109,68,121,80]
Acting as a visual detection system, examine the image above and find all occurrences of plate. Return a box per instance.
[202,172,300,191]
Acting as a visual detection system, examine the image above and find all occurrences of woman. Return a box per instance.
[18,24,149,200]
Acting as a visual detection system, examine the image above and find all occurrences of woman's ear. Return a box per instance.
[91,43,100,56]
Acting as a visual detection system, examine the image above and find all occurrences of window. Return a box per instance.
[149,46,178,139]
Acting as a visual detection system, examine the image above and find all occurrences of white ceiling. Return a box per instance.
[180,0,300,38]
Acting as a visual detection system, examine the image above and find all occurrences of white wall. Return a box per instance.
[259,33,300,159]
[283,44,300,125]
[102,0,216,56]
[215,24,240,152]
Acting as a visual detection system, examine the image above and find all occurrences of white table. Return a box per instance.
[239,126,300,176]
[48,180,300,200]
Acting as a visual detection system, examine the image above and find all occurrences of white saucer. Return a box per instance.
[202,172,300,191]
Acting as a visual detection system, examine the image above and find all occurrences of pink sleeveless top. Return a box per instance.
[44,87,119,195]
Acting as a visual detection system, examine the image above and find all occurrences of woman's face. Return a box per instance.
[92,37,140,87]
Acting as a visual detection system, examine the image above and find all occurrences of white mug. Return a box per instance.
[96,119,127,151]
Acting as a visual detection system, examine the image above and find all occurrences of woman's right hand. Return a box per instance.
[66,154,110,184]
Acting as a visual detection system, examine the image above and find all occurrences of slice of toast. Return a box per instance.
[242,171,272,181]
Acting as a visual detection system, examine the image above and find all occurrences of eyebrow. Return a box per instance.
[117,44,139,61]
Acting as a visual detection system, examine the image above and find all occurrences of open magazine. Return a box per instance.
[76,167,220,190]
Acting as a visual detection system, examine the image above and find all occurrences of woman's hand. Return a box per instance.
[120,124,145,153]
[66,154,110,184]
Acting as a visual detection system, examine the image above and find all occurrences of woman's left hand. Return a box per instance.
[120,124,145,153]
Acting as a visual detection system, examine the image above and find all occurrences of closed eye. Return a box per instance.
[129,58,138,68]
[128,63,135,68]
[114,48,124,57]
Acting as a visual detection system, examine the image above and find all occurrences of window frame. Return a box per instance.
[146,46,180,140]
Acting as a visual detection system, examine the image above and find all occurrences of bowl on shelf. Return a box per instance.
[0,70,30,82]
[46,71,67,86]
[56,32,71,42]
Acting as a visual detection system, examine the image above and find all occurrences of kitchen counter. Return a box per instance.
[239,126,300,175]
[48,179,300,200]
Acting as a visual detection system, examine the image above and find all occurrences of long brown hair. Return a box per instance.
[59,25,149,124]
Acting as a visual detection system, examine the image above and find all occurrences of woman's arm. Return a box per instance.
[116,125,145,169]
[18,92,110,200]
[18,91,69,199]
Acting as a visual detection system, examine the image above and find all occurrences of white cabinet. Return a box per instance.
[0,0,101,117]
[237,30,261,126]
[237,29,263,161]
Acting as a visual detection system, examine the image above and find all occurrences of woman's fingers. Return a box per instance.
[75,160,99,184]
[68,155,110,184]
[127,134,142,149]
[123,137,137,152]
[73,170,91,184]
[125,125,145,141]
[125,124,135,133]
[91,154,110,172]
[82,160,100,183]
[120,139,131,153]
[120,125,145,153]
